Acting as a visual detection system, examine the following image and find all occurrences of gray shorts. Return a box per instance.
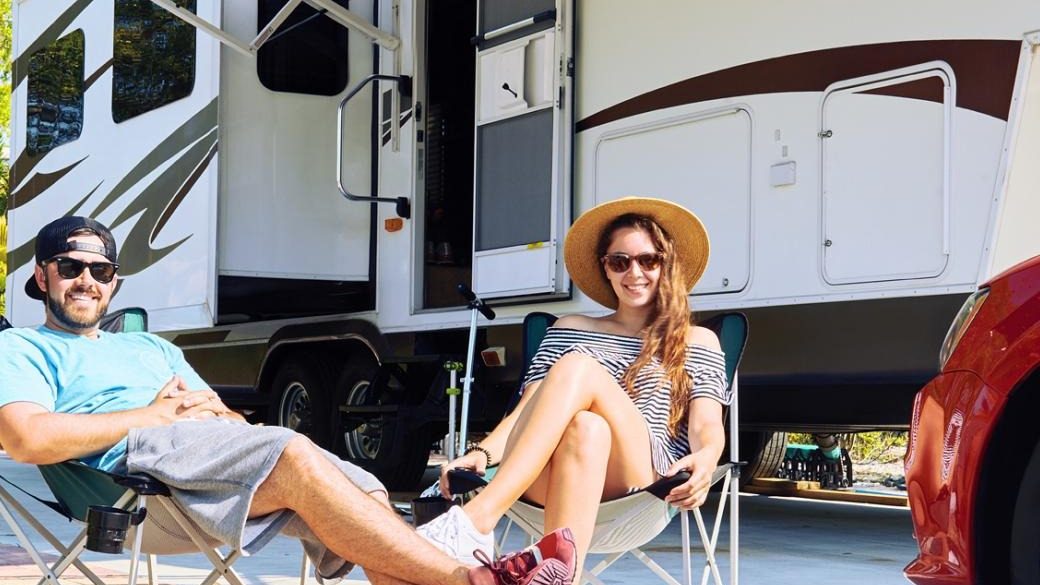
[125,419,385,580]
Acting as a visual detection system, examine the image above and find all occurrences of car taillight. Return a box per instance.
[938,287,990,370]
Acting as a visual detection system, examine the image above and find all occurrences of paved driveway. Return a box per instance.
[0,455,914,584]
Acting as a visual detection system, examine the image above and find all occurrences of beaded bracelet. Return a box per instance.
[465,446,493,468]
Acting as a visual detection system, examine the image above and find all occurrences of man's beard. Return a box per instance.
[45,284,110,330]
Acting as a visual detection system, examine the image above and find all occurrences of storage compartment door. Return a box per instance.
[821,68,951,284]
[594,108,752,295]
[471,0,571,299]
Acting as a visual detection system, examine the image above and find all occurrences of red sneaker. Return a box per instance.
[467,528,577,585]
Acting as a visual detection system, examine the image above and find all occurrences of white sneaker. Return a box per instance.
[415,505,494,565]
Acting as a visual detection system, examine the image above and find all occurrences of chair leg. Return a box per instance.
[730,467,739,585]
[630,548,684,585]
[300,548,310,585]
[584,551,625,584]
[43,489,139,585]
[700,471,732,585]
[157,497,246,585]
[693,510,723,585]
[127,496,147,585]
[0,486,109,585]
[147,554,157,585]
[0,497,62,585]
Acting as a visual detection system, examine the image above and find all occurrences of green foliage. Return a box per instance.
[788,431,908,465]
[1,0,10,152]
[0,213,7,312]
[1,0,9,311]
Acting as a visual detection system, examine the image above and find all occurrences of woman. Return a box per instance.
[418,197,730,578]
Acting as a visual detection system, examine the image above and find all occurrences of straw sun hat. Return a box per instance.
[563,197,709,309]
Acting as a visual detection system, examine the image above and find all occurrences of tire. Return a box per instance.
[333,355,431,491]
[738,431,788,488]
[268,356,337,448]
[1011,440,1040,584]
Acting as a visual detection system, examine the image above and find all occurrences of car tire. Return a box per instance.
[1010,439,1040,584]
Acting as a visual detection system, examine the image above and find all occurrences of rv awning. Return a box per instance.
[149,0,400,57]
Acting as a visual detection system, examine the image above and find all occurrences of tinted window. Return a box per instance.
[26,30,85,157]
[113,0,197,123]
[257,0,350,95]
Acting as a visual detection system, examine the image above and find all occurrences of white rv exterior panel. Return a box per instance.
[473,244,555,298]
[593,107,753,295]
[821,72,950,284]
[7,0,222,332]
[217,1,374,282]
[987,35,1040,280]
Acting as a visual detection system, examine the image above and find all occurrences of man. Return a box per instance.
[0,216,576,585]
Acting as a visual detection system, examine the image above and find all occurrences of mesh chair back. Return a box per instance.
[699,312,749,391]
[39,463,128,522]
[505,312,558,414]
[99,307,148,334]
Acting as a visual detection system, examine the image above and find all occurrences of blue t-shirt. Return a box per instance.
[0,326,208,470]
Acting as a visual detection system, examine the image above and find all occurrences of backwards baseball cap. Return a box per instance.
[24,216,119,300]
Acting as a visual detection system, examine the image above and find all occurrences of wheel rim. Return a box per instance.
[278,381,312,434]
[343,379,381,461]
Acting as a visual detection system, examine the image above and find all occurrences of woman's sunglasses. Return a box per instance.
[44,257,119,284]
[601,252,665,273]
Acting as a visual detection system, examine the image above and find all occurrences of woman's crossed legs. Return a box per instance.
[463,352,657,572]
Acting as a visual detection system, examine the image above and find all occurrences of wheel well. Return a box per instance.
[257,339,379,399]
[975,366,1040,585]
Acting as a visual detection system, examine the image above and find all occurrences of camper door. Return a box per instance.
[471,0,572,299]
[7,0,221,331]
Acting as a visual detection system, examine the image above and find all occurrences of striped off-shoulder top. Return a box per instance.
[521,327,730,476]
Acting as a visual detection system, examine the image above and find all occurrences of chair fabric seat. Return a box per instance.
[511,492,674,554]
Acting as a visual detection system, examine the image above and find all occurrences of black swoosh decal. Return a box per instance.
[10,157,88,210]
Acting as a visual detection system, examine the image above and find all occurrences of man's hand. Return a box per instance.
[149,377,238,422]
[663,451,718,510]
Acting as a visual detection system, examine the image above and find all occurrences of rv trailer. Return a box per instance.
[7,0,1040,488]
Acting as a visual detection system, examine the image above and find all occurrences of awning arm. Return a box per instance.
[149,0,400,57]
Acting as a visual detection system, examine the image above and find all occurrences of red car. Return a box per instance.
[905,255,1040,585]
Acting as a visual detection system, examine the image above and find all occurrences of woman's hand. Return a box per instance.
[438,450,488,498]
[664,451,718,510]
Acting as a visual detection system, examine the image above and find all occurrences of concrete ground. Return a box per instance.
[0,454,916,584]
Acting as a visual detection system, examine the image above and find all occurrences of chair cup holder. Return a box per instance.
[86,505,146,554]
[411,496,456,527]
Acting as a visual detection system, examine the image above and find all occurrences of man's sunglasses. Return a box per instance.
[601,252,665,273]
[44,257,119,284]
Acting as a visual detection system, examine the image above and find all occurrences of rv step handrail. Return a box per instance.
[337,74,413,219]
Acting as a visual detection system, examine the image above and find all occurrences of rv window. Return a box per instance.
[26,30,85,157]
[112,0,197,123]
[257,0,350,96]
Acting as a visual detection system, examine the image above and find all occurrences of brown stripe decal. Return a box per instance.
[153,140,218,238]
[10,156,88,210]
[577,40,1021,132]
[84,59,114,92]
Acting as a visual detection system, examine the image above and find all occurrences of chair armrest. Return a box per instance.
[447,468,489,495]
[110,472,171,497]
[644,471,692,500]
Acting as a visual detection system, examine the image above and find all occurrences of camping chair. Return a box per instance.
[0,308,297,585]
[460,311,747,585]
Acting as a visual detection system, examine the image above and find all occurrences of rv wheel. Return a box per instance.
[335,356,431,490]
[268,356,333,442]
